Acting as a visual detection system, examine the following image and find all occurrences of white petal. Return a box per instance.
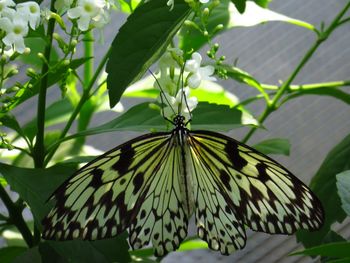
[14,36,25,53]
[2,33,16,46]
[0,17,13,32]
[192,52,202,64]
[186,96,198,111]
[77,15,91,31]
[185,59,199,73]
[188,73,201,89]
[67,6,83,19]
[200,0,210,3]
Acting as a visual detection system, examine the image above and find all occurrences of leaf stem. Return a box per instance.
[242,2,350,143]
[260,80,350,91]
[0,185,33,247]
[44,46,112,166]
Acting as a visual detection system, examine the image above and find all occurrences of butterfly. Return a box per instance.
[42,87,324,257]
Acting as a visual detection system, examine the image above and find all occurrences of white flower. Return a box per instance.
[153,73,178,95]
[0,0,15,17]
[0,14,28,53]
[54,0,73,14]
[185,52,216,89]
[200,0,210,3]
[67,0,106,31]
[16,1,41,29]
[161,87,198,121]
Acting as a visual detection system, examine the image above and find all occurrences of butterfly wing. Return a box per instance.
[42,132,188,256]
[187,130,324,254]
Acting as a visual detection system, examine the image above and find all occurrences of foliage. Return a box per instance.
[0,0,349,262]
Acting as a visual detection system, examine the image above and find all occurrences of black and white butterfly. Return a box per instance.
[42,81,324,256]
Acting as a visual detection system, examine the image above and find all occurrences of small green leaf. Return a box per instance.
[297,133,350,248]
[21,37,59,68]
[0,247,27,263]
[0,115,26,139]
[216,64,262,91]
[253,138,291,156]
[1,58,90,115]
[291,242,350,258]
[231,0,246,13]
[285,88,350,105]
[106,0,191,107]
[0,163,75,224]
[336,170,350,216]
[228,1,315,30]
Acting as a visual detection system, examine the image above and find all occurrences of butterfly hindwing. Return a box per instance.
[186,143,247,255]
[129,138,188,256]
[188,130,324,237]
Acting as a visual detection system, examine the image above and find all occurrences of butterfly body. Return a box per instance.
[42,114,324,256]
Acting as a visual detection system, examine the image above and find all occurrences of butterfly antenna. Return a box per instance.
[148,70,176,123]
[179,60,193,123]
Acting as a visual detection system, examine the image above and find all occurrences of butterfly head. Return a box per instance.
[173,115,186,128]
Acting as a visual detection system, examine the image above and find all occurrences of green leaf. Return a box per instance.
[0,247,27,263]
[178,239,208,252]
[253,138,290,156]
[46,235,130,263]
[0,163,75,224]
[285,88,350,105]
[180,0,314,53]
[124,75,239,106]
[336,170,350,216]
[13,246,41,263]
[1,58,89,115]
[231,0,246,13]
[57,102,253,145]
[106,0,191,107]
[297,133,350,248]
[0,115,26,139]
[228,1,315,30]
[216,64,262,91]
[291,242,350,258]
[23,98,74,141]
[21,37,59,68]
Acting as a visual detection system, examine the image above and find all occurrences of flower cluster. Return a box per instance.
[154,49,216,121]
[0,0,41,53]
[56,0,111,31]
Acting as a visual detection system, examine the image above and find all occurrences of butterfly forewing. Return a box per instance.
[43,132,174,241]
[188,130,324,236]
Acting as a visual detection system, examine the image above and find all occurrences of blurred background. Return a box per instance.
[6,0,350,262]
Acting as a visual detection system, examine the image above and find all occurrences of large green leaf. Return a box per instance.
[106,0,191,107]
[55,101,254,146]
[0,247,27,263]
[45,236,130,263]
[180,0,314,53]
[253,138,290,156]
[291,242,350,258]
[336,170,350,216]
[297,133,350,247]
[0,163,75,224]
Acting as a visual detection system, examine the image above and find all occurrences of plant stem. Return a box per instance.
[0,185,33,247]
[33,1,57,167]
[242,2,350,143]
[44,46,112,166]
